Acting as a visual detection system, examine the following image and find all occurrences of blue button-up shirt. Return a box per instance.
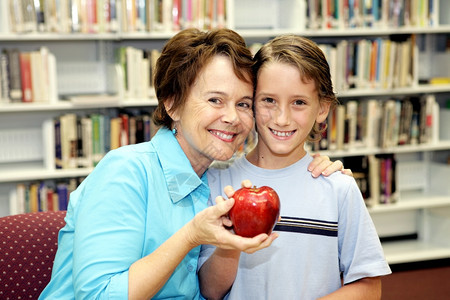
[40,127,210,299]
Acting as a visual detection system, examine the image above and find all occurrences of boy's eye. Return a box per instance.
[262,97,275,104]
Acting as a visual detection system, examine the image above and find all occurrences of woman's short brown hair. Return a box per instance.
[253,35,339,141]
[152,28,255,128]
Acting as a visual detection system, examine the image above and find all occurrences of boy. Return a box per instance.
[199,35,391,299]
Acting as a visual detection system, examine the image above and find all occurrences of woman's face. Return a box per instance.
[170,55,254,173]
[253,61,329,168]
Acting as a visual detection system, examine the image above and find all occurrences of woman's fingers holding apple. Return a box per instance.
[221,216,233,228]
[214,195,233,227]
[241,232,279,254]
[214,195,234,215]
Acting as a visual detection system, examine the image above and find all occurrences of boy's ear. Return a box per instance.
[316,101,331,124]
[164,98,180,121]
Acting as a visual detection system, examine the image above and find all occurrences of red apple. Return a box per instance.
[228,185,280,238]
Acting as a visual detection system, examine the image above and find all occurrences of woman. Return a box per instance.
[40,29,341,300]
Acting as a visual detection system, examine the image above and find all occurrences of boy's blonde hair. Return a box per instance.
[253,35,338,141]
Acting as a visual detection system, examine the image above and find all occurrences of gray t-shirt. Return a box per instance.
[200,154,391,299]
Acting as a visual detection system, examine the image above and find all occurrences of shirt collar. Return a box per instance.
[152,127,208,203]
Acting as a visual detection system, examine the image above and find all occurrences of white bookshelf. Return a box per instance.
[383,240,450,264]
[0,0,449,265]
[0,98,157,113]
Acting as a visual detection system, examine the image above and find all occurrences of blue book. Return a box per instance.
[56,183,68,211]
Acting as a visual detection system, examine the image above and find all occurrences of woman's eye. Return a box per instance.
[208,98,221,104]
[294,99,306,106]
[237,102,252,109]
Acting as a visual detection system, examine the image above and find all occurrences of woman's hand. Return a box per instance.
[309,153,353,177]
[187,181,278,254]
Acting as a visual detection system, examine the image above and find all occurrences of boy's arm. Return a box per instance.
[318,277,382,300]
[198,248,241,300]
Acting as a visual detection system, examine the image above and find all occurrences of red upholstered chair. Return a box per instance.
[0,210,66,300]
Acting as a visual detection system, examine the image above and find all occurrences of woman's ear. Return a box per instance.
[316,101,331,124]
[164,98,180,121]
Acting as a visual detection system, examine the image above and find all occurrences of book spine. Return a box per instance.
[0,52,10,102]
[19,52,33,103]
[5,49,23,102]
[54,118,63,169]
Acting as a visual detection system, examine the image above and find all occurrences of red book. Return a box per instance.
[47,188,54,212]
[19,52,33,102]
[172,0,181,31]
[120,113,129,146]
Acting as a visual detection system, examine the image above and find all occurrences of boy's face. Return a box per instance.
[253,62,330,166]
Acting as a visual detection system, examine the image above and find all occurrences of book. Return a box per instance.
[54,118,62,169]
[30,51,44,102]
[22,0,37,32]
[59,113,78,169]
[91,113,104,165]
[19,52,33,103]
[9,0,25,33]
[38,182,48,211]
[4,49,23,102]
[398,99,413,145]
[343,156,371,203]
[335,105,346,150]
[39,47,51,102]
[43,118,56,170]
[80,116,94,168]
[368,154,380,206]
[110,116,122,150]
[0,0,11,33]
[29,182,39,212]
[345,100,358,148]
[56,183,68,211]
[0,52,10,103]
[120,113,130,146]
[47,51,58,103]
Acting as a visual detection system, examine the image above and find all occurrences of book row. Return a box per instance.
[0,34,427,105]
[320,36,416,91]
[55,109,160,169]
[309,94,439,151]
[0,0,227,34]
[343,154,398,207]
[0,47,58,104]
[117,35,418,101]
[116,47,161,99]
[307,0,440,30]
[8,178,83,215]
